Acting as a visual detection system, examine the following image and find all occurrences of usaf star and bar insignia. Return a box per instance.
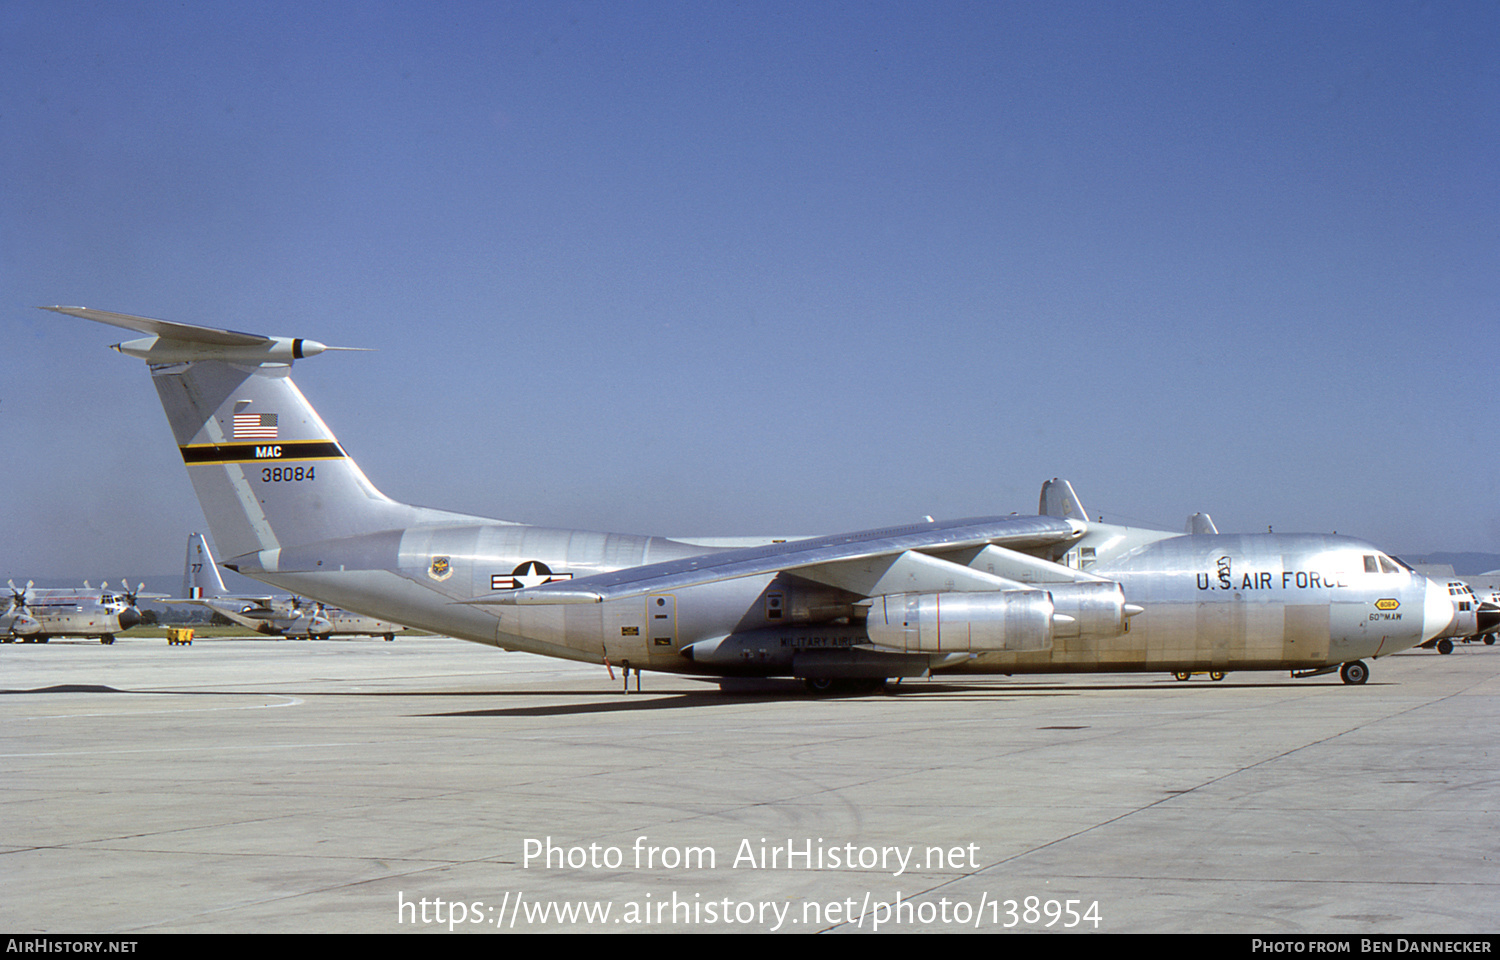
[491,561,573,591]
[427,557,573,589]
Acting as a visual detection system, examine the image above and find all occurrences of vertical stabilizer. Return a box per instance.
[182,532,231,600]
[48,307,493,567]
[151,358,416,561]
[1187,512,1220,535]
[1039,478,1088,521]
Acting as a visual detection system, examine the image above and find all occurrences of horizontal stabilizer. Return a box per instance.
[42,306,270,345]
[41,306,366,364]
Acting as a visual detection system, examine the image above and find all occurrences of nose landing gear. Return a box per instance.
[1340,660,1369,685]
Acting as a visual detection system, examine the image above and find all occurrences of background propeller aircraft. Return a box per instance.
[171,531,406,640]
[1418,578,1500,654]
[47,306,1462,690]
[3,578,145,644]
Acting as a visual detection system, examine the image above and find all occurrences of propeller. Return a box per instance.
[111,578,146,630]
[3,581,40,635]
[6,579,32,610]
[305,601,332,637]
[119,579,145,608]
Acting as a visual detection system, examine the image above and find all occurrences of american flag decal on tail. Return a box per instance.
[233,413,278,439]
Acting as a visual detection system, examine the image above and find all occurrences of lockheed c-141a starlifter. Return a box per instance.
[45,306,1461,691]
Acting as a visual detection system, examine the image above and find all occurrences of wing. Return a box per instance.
[159,593,276,605]
[464,514,1095,605]
[155,599,271,631]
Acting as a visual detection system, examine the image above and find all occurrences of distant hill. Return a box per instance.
[1400,553,1500,576]
[6,567,269,597]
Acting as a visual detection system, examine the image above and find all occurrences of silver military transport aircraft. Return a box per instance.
[3,578,144,644]
[46,306,1460,691]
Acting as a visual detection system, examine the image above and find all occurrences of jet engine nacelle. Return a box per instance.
[1045,581,1134,642]
[865,590,1056,653]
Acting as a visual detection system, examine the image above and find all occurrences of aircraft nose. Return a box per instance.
[118,608,142,630]
[1477,602,1500,636]
[1422,578,1457,642]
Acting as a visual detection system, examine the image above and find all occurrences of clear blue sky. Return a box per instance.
[4,1,1498,579]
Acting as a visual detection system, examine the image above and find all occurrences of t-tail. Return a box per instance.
[43,307,487,572]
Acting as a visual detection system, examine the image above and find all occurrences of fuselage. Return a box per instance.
[237,520,1448,679]
[203,597,405,639]
[2,589,142,641]
[1034,532,1443,674]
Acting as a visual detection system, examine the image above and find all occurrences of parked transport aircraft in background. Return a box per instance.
[1470,572,1500,639]
[1473,580,1500,646]
[172,532,406,640]
[3,579,145,644]
[1426,578,1499,653]
[46,306,1463,691]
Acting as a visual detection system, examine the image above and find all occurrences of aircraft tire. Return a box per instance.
[1485,635,1495,646]
[384,633,395,641]
[1437,639,1453,655]
[100,635,114,645]
[1173,671,1191,681]
[1209,671,1225,681]
[1340,660,1369,685]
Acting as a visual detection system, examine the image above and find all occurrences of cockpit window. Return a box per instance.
[1378,556,1401,575]
[1364,555,1378,573]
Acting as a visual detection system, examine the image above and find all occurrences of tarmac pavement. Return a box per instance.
[2,635,1497,933]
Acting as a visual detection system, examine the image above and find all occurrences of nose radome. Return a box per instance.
[1476,602,1500,636]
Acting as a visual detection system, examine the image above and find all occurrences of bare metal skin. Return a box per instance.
[44,306,1458,687]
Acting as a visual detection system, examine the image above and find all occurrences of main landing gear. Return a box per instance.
[803,677,887,695]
